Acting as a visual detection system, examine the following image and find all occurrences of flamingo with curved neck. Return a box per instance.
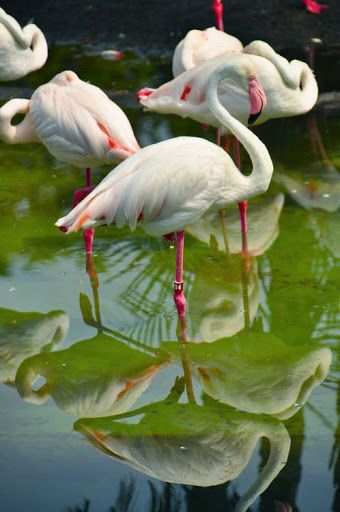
[0,8,48,80]
[56,56,273,318]
[0,70,140,254]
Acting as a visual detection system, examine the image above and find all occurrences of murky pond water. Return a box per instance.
[0,45,339,512]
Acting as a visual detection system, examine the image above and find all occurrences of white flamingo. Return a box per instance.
[172,26,243,78]
[138,41,318,130]
[0,7,48,81]
[0,70,140,253]
[56,56,273,318]
[138,40,317,252]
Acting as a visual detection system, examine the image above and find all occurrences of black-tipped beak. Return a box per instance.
[248,111,262,125]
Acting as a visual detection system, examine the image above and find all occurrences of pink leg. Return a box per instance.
[212,0,224,31]
[232,137,249,254]
[173,231,186,318]
[73,167,95,254]
[216,127,221,146]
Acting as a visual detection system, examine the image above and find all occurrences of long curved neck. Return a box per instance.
[23,24,48,70]
[235,422,291,512]
[0,99,39,144]
[244,41,301,88]
[206,61,273,201]
[0,8,29,47]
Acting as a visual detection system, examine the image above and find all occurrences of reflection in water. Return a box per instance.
[15,332,169,416]
[0,307,69,384]
[187,193,284,256]
[75,395,291,512]
[275,164,340,212]
[163,333,332,419]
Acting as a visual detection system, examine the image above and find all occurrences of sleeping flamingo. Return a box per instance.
[0,7,48,80]
[0,70,140,253]
[56,56,273,319]
[172,26,243,78]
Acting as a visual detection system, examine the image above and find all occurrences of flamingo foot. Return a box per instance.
[174,281,186,317]
[163,232,177,245]
[304,0,328,14]
[136,88,155,102]
[73,185,95,208]
[212,0,224,31]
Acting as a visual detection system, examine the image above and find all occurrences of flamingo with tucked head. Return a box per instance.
[0,7,48,81]
[0,70,140,254]
[56,56,273,319]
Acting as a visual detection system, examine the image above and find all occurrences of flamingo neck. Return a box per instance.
[24,25,48,71]
[206,60,273,202]
[0,99,39,144]
[235,422,291,512]
[0,8,28,47]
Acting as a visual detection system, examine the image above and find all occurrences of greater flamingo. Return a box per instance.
[0,7,48,81]
[0,70,140,253]
[172,26,243,78]
[56,56,273,319]
[138,41,317,252]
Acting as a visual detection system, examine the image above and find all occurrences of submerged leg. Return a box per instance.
[173,231,186,318]
[73,167,95,254]
[233,136,249,254]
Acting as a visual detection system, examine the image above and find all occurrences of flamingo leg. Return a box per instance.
[73,167,95,254]
[307,113,331,165]
[232,136,249,254]
[173,231,186,318]
[212,0,224,31]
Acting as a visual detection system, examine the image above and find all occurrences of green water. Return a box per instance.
[0,45,339,512]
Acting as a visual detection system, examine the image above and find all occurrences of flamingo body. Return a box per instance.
[139,44,318,132]
[0,8,47,81]
[172,27,243,77]
[29,71,140,167]
[56,133,272,237]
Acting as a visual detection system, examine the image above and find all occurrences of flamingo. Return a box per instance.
[0,70,140,253]
[138,42,317,136]
[0,7,48,81]
[172,26,243,78]
[56,56,273,319]
[138,40,317,251]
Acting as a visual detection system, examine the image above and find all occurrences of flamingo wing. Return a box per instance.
[56,137,229,236]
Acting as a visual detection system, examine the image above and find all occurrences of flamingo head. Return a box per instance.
[247,74,267,125]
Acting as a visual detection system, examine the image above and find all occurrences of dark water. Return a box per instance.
[0,45,339,512]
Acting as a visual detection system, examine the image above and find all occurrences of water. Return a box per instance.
[0,45,339,512]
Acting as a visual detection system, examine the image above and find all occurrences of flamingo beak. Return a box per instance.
[247,75,267,125]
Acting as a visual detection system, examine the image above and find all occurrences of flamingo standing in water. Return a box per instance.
[0,70,140,253]
[138,41,317,251]
[0,7,48,80]
[56,56,273,318]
